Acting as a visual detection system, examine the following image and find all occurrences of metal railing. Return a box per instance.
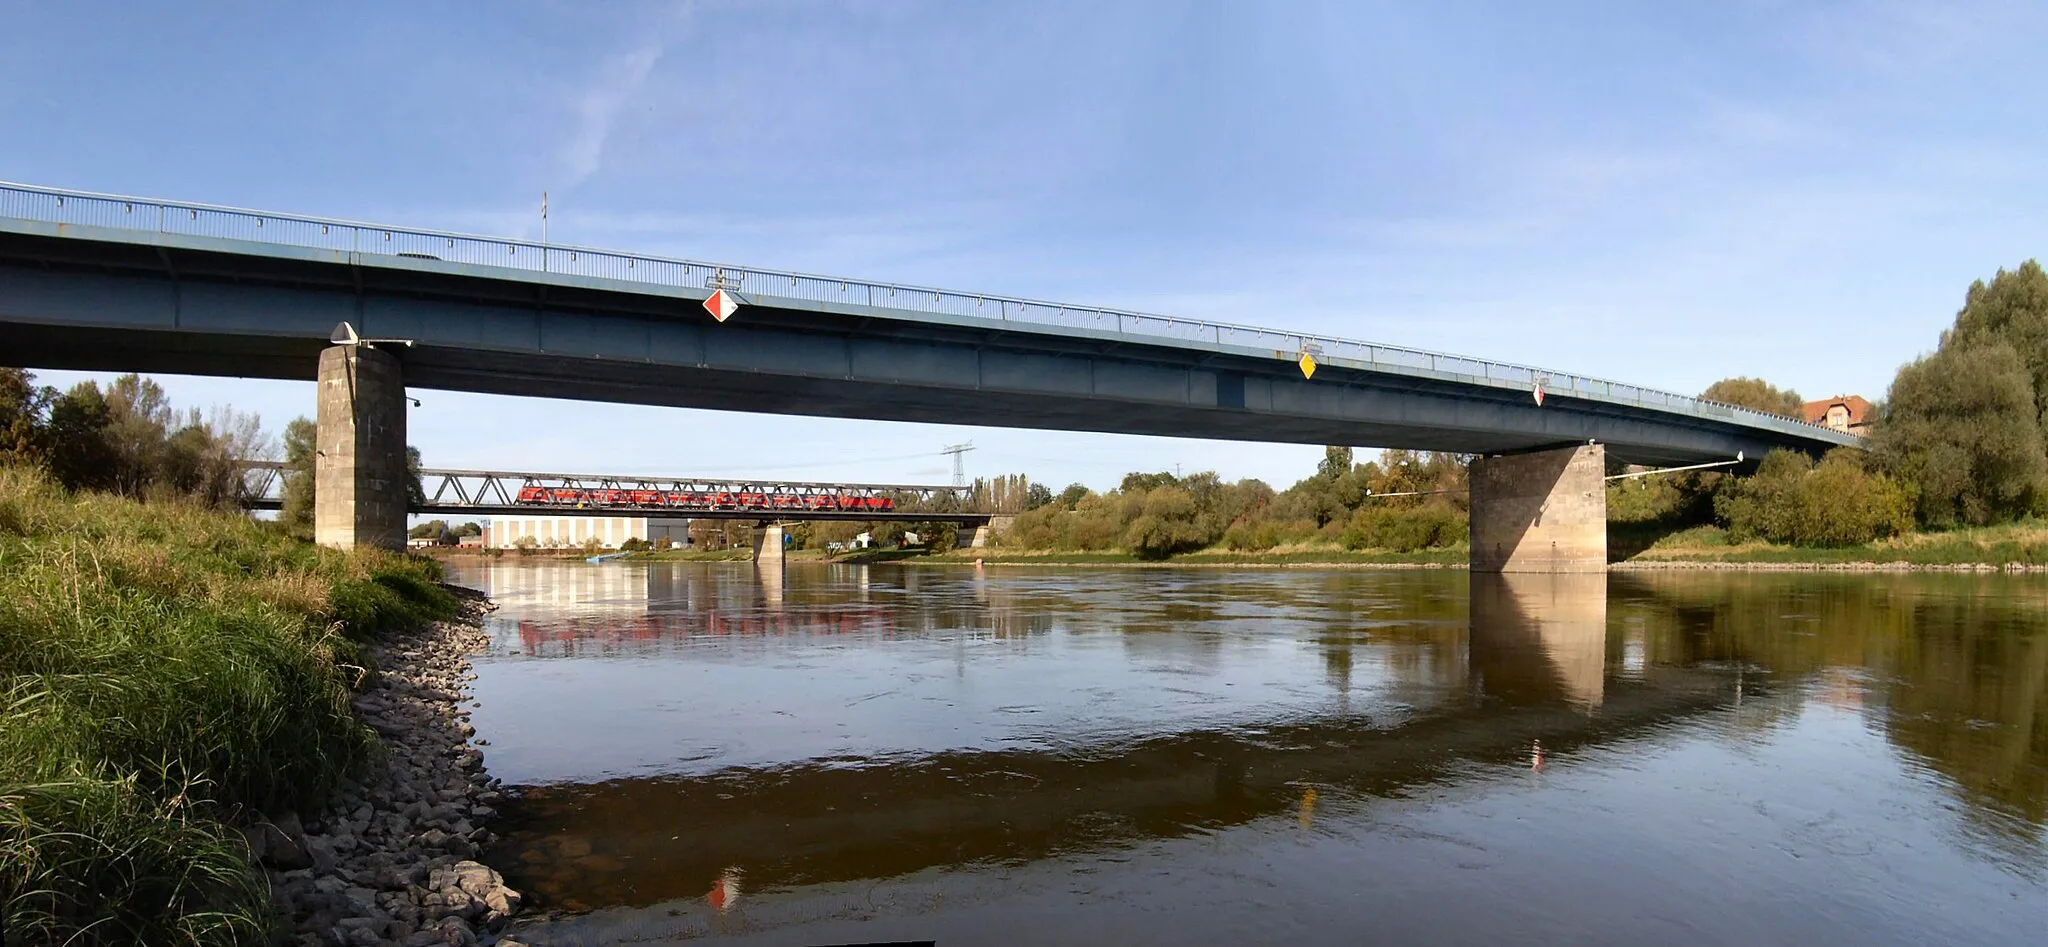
[1,180,1844,437]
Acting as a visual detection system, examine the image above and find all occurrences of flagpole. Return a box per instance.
[540,191,549,272]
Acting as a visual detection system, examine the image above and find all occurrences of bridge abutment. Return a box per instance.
[1469,443,1606,574]
[315,344,407,550]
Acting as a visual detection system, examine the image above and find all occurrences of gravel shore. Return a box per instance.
[243,586,526,947]
[1612,560,2048,573]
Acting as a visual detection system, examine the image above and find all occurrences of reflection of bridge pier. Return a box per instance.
[1469,572,1609,710]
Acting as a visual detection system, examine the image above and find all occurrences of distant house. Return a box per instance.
[1801,395,1875,436]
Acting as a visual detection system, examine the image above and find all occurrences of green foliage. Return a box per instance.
[1,777,275,946]
[1701,376,1804,418]
[280,416,317,539]
[1339,502,1468,552]
[1606,471,1718,526]
[1872,341,2045,527]
[995,449,1466,559]
[1715,449,1914,546]
[1055,482,1090,510]
[405,446,427,508]
[1024,482,1055,510]
[0,464,455,941]
[1946,259,2048,425]
[1122,487,1210,559]
[0,368,52,463]
[410,518,451,540]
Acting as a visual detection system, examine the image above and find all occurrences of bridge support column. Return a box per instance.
[315,344,407,550]
[753,522,786,568]
[1469,443,1606,574]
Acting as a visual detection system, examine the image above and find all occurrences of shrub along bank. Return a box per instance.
[0,464,455,945]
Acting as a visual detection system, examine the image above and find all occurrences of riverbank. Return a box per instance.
[261,588,524,947]
[0,465,519,945]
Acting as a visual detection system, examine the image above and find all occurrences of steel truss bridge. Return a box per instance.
[236,463,989,523]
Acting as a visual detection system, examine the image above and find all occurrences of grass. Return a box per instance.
[0,464,457,945]
[1623,519,2048,566]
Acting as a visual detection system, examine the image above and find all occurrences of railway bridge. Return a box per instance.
[235,463,996,560]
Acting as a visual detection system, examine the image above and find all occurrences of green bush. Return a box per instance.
[1339,503,1468,552]
[1716,449,1914,546]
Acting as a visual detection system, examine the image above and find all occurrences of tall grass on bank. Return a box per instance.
[0,464,456,944]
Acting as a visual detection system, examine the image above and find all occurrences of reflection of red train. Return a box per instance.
[514,485,895,513]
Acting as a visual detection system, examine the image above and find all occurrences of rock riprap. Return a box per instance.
[246,589,525,947]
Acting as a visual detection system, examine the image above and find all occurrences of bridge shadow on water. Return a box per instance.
[443,561,2048,944]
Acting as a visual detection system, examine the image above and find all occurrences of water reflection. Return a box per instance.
[447,562,2048,945]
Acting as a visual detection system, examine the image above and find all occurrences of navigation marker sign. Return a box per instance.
[1298,351,1318,380]
[704,289,739,323]
[1533,383,1545,406]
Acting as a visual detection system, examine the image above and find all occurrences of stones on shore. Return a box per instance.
[252,593,526,946]
[1612,560,2048,573]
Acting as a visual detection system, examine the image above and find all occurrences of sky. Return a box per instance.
[3,0,2046,491]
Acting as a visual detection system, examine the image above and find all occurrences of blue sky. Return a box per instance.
[4,1,2045,489]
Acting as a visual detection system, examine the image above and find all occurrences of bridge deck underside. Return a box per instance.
[0,227,1851,467]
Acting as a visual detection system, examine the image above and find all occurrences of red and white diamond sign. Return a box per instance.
[703,289,739,323]
[1533,383,1545,406]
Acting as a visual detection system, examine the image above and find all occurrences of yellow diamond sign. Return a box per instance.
[1298,351,1318,379]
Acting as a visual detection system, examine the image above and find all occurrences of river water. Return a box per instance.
[440,561,2048,946]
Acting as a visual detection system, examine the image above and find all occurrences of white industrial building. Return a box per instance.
[483,515,692,549]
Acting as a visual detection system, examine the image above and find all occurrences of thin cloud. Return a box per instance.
[559,2,695,187]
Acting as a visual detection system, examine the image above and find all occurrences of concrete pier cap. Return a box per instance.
[314,340,409,550]
[1469,442,1607,574]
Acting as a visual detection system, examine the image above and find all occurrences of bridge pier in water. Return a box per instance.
[1469,443,1607,574]
[315,344,408,550]
[752,522,786,568]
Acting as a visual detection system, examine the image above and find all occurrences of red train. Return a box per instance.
[514,484,896,513]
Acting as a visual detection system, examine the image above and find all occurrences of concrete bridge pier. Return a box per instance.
[315,344,407,550]
[1469,443,1607,574]
[753,522,786,568]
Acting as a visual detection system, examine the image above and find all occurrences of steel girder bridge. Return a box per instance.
[236,462,988,523]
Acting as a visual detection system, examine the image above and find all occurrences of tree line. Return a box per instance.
[2,369,425,540]
[0,370,268,508]
[995,259,2048,556]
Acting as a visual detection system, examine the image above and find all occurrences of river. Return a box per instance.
[438,560,2048,946]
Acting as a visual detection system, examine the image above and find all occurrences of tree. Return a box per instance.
[1024,482,1055,511]
[1056,482,1090,510]
[279,417,318,539]
[453,521,483,537]
[1715,449,1911,545]
[1946,260,2048,426]
[1872,341,2045,527]
[1700,377,1804,418]
[409,520,451,540]
[1316,446,1354,482]
[405,446,427,507]
[0,368,52,464]
[44,382,115,492]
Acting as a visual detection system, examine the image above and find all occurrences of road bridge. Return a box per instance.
[0,182,1860,569]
